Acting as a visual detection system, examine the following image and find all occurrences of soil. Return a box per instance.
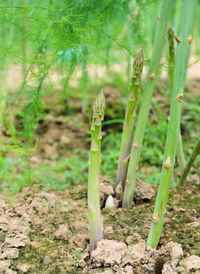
[0,177,199,273]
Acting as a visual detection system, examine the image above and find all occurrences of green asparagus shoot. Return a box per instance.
[88,90,105,254]
[122,0,172,209]
[147,0,197,248]
[115,49,144,199]
[168,25,186,172]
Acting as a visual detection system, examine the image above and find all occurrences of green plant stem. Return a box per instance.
[170,0,177,31]
[168,25,186,173]
[177,130,186,172]
[88,91,105,254]
[122,0,172,209]
[168,25,175,97]
[180,139,200,184]
[147,0,197,248]
[114,50,144,197]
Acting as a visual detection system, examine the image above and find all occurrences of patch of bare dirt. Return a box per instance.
[32,113,88,162]
[0,178,199,273]
[83,239,184,273]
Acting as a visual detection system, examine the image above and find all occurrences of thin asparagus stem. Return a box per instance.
[88,91,105,254]
[147,0,197,248]
[180,139,200,184]
[176,131,186,172]
[168,25,175,97]
[115,50,144,198]
[168,25,186,173]
[122,0,172,209]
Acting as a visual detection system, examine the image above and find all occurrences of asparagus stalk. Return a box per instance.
[168,25,175,97]
[114,50,144,197]
[168,25,186,173]
[180,139,200,184]
[147,0,197,248]
[176,132,186,172]
[122,0,172,209]
[88,91,105,254]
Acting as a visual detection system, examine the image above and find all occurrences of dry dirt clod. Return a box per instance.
[16,263,31,273]
[5,269,17,274]
[180,255,200,271]
[0,260,11,272]
[1,248,19,259]
[91,240,127,267]
[5,234,29,248]
[133,178,155,203]
[0,216,9,232]
[54,224,72,241]
[104,226,113,236]
[129,240,146,260]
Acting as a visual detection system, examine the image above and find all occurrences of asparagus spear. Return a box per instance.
[115,50,144,198]
[168,25,175,97]
[122,0,172,209]
[168,25,186,172]
[147,0,197,248]
[180,138,200,184]
[88,91,105,254]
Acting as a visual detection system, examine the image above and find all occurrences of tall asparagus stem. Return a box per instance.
[88,91,105,254]
[168,25,175,97]
[180,139,200,184]
[168,25,186,173]
[147,0,197,248]
[114,50,144,197]
[122,0,172,209]
[176,132,186,172]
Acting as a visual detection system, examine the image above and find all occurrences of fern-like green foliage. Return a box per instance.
[0,0,163,192]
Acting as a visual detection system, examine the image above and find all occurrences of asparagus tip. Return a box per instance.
[92,90,105,127]
[133,49,144,81]
[168,25,174,35]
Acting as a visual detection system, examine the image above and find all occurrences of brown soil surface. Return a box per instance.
[0,177,199,273]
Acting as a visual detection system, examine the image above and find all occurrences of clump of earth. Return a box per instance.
[81,239,200,273]
[0,176,199,273]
